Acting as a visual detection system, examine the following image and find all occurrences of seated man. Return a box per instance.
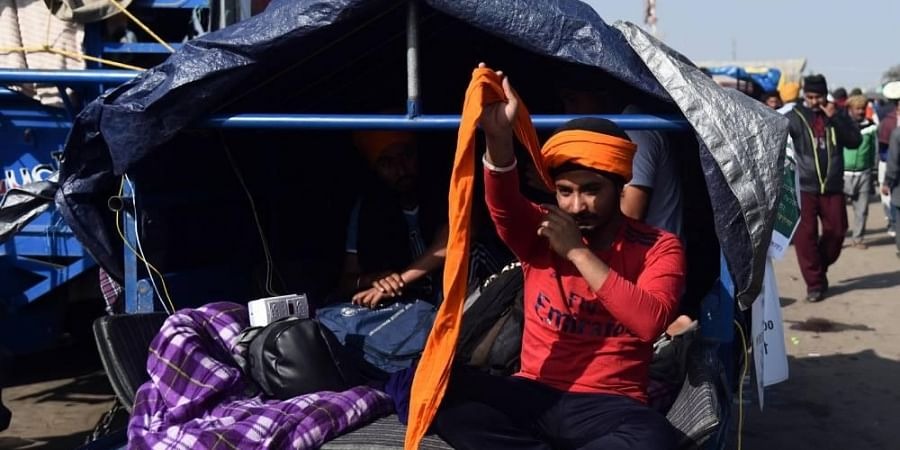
[336,130,448,308]
[558,77,694,367]
[435,69,684,449]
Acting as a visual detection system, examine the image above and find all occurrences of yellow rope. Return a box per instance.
[1,0,174,72]
[46,46,146,71]
[0,46,145,71]
[105,0,175,52]
[0,46,45,54]
[734,319,750,450]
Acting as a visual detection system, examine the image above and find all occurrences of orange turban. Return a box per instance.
[846,95,868,110]
[403,67,637,449]
[539,130,637,186]
[352,130,415,163]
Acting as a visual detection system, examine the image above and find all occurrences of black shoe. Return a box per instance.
[806,290,824,302]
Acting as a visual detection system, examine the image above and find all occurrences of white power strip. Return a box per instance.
[248,294,310,327]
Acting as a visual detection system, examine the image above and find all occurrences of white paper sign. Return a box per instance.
[751,258,789,410]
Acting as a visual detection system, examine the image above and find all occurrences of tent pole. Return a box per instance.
[406,0,420,118]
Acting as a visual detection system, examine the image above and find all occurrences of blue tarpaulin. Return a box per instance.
[705,65,782,93]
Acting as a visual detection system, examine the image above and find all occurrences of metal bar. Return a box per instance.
[11,257,68,273]
[0,70,691,129]
[123,183,142,313]
[132,0,210,9]
[217,0,228,30]
[0,114,689,130]
[14,257,94,307]
[102,43,185,54]
[0,69,138,84]
[18,225,76,235]
[0,107,690,131]
[202,114,689,130]
[0,119,71,129]
[406,0,420,117]
[56,84,76,120]
[1,236,86,258]
[122,181,157,313]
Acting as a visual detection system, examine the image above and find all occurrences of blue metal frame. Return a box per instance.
[0,225,93,303]
[204,114,688,130]
[120,181,157,313]
[1,82,94,354]
[102,43,185,54]
[0,69,139,84]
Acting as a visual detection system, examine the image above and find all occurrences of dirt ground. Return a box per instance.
[0,344,116,449]
[0,204,898,450]
[740,204,900,450]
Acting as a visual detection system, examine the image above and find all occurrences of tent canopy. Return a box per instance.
[56,0,788,308]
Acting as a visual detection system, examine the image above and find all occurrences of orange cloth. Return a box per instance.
[404,67,637,448]
[403,67,538,449]
[352,130,414,163]
[541,130,637,183]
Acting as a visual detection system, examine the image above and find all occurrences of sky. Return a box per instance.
[585,0,900,91]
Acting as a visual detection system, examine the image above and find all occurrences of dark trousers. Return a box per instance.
[433,369,676,450]
[795,192,848,291]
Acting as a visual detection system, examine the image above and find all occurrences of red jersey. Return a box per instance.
[485,165,685,403]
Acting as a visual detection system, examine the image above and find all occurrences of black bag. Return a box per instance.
[456,263,525,376]
[247,317,359,400]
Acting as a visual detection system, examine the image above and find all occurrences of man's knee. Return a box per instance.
[624,407,678,450]
[434,400,539,450]
[577,409,677,450]
[433,400,473,434]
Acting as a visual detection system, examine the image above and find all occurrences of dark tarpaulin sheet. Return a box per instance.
[55,0,785,308]
[0,180,57,244]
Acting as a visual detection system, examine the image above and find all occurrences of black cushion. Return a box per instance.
[93,313,167,412]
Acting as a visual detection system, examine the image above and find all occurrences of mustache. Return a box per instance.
[573,212,600,224]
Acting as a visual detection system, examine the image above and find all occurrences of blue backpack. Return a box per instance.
[316,300,436,378]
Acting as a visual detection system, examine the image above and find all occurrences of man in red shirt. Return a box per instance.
[434,69,684,449]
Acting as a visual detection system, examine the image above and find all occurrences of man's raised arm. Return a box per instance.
[478,64,542,261]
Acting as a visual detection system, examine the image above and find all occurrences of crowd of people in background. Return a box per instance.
[746,75,900,302]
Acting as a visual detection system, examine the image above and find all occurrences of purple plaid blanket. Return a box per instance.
[128,302,393,449]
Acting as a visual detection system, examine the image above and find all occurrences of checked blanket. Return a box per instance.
[128,302,392,449]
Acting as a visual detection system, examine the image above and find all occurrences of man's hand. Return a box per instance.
[821,102,836,118]
[352,287,389,308]
[372,273,405,297]
[882,184,892,196]
[537,205,587,260]
[478,62,518,138]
